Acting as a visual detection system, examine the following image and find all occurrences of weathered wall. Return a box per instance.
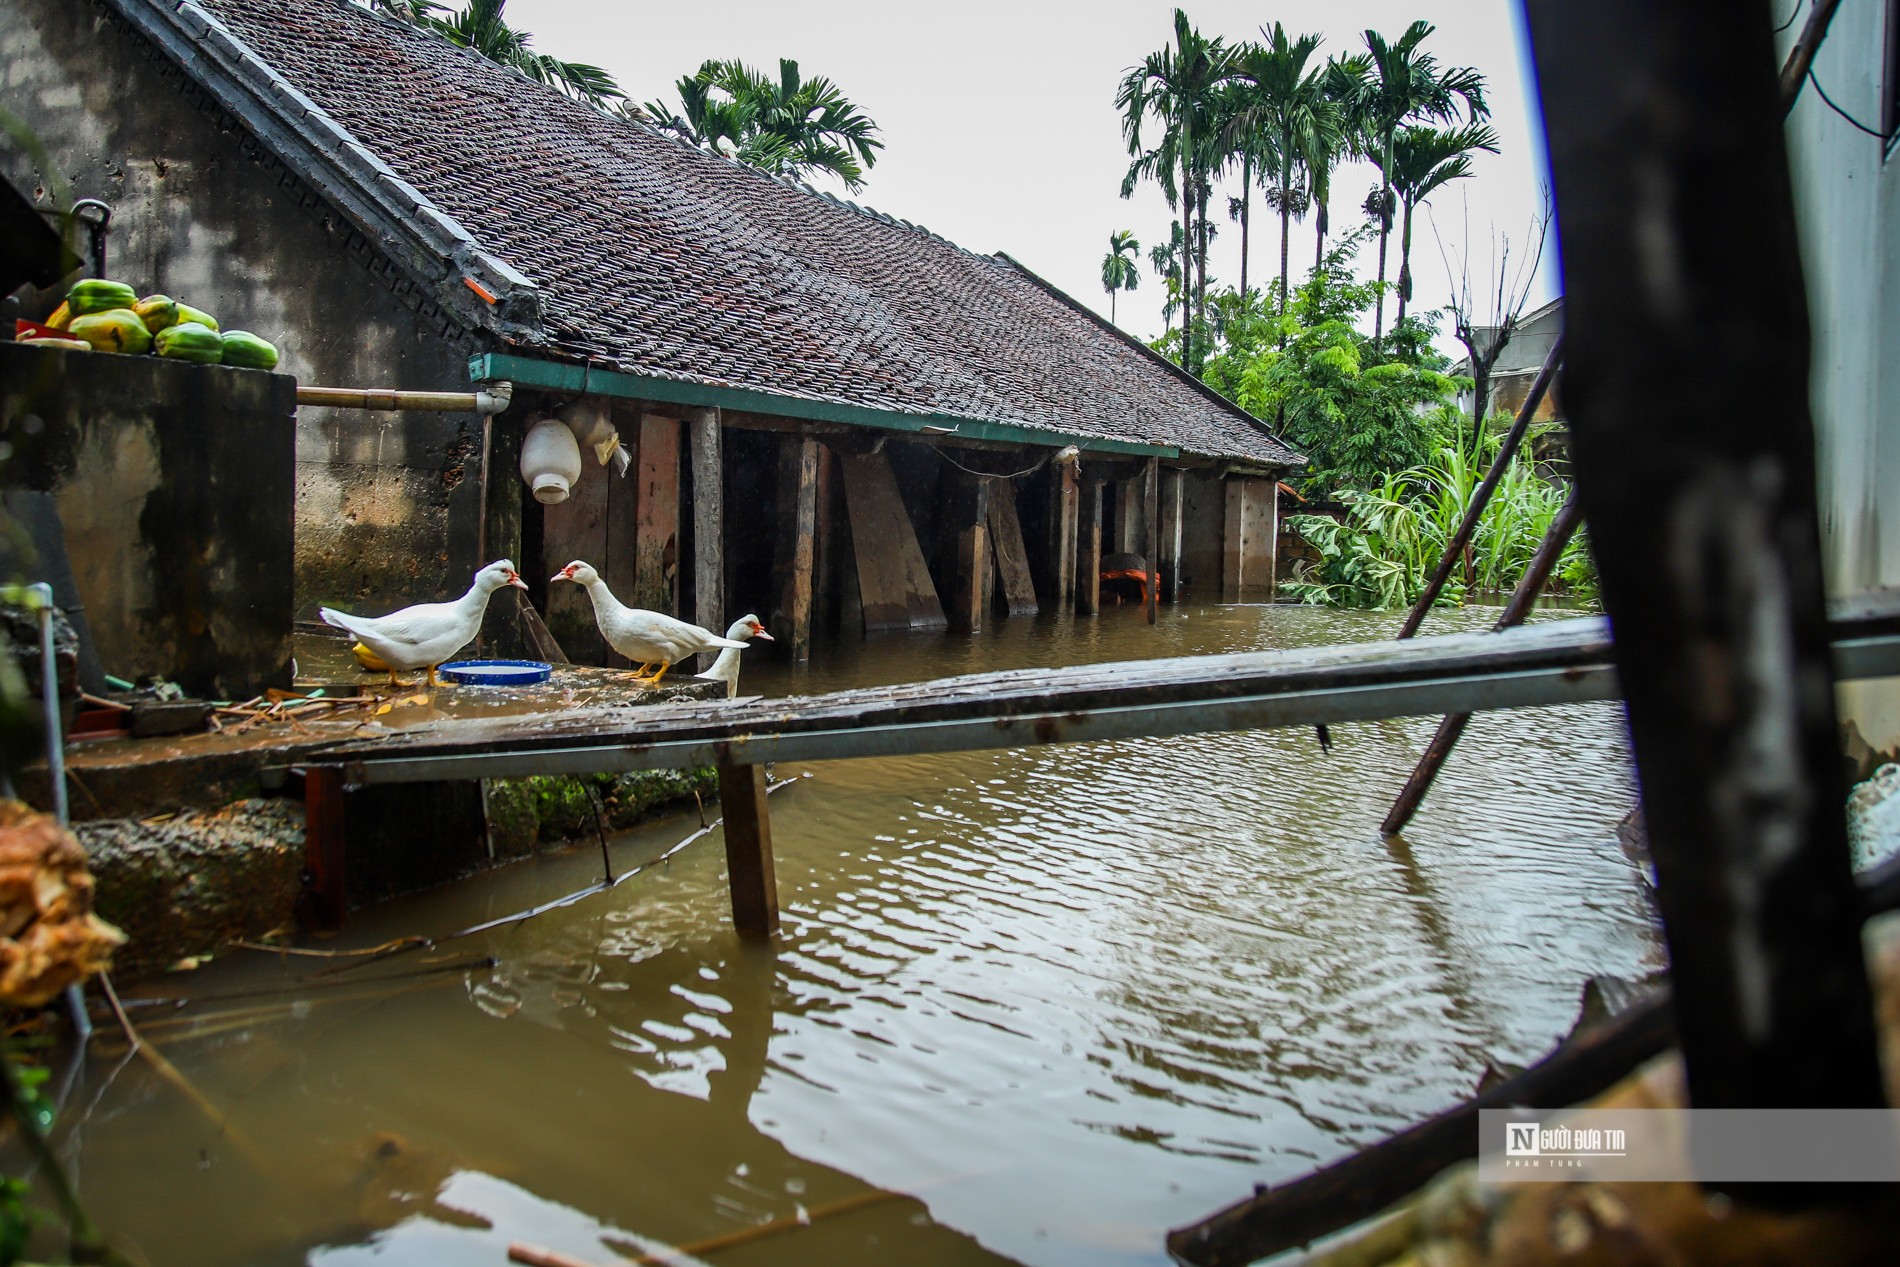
[1178,469,1226,597]
[1782,5,1900,769]
[0,0,485,618]
[0,342,294,696]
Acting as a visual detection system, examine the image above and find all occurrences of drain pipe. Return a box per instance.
[295,381,513,414]
[30,583,89,1043]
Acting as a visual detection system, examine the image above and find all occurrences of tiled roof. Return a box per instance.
[128,0,1301,466]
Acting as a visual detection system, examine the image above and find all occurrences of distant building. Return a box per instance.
[1449,296,1564,427]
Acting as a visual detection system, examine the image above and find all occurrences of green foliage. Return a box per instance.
[1282,426,1595,610]
[1197,229,1461,495]
[421,0,626,106]
[644,58,884,191]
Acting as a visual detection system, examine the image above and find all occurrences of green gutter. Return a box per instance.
[469,352,1177,458]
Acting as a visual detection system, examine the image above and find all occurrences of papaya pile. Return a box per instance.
[20,279,279,371]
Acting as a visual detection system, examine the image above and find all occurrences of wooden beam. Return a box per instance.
[1144,457,1160,625]
[1527,0,1884,1134]
[301,766,347,930]
[988,480,1038,616]
[836,450,946,632]
[1077,480,1103,617]
[774,434,820,663]
[1224,478,1275,602]
[1052,458,1079,613]
[633,413,681,614]
[689,406,723,669]
[715,754,778,938]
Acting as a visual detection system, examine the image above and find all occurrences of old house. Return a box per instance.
[1,0,1299,668]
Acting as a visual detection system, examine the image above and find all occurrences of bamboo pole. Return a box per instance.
[1395,335,1565,641]
[295,385,506,413]
[1382,493,1584,835]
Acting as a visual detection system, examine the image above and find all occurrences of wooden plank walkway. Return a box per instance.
[311,595,1900,787]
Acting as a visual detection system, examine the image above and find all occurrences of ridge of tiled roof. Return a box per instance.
[109,0,1301,467]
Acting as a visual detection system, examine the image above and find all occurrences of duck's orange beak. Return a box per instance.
[550,567,572,583]
[507,570,529,590]
[751,625,775,641]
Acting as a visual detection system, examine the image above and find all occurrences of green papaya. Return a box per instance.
[66,280,138,317]
[219,330,278,370]
[133,294,180,333]
[67,309,153,355]
[154,321,223,364]
[175,303,219,332]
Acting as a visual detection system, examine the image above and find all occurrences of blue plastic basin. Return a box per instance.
[438,659,554,686]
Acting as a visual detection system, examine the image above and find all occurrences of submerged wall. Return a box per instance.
[1783,5,1900,769]
[0,0,485,618]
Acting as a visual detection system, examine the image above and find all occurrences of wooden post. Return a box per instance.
[945,473,992,632]
[715,753,778,938]
[1052,457,1079,613]
[987,481,1039,616]
[633,413,681,614]
[1163,468,1185,602]
[774,434,820,663]
[1526,0,1884,1139]
[1077,479,1103,616]
[689,407,723,669]
[302,766,347,930]
[1144,457,1160,624]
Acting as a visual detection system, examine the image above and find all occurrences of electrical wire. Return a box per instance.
[1774,0,1802,33]
[927,445,1049,481]
[1805,68,1896,140]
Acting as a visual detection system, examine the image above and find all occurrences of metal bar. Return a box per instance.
[1397,334,1565,640]
[1382,492,1585,834]
[1527,0,1885,1147]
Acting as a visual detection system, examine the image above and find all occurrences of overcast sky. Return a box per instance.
[508,0,1558,355]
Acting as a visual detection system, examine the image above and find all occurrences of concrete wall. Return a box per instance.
[1783,6,1900,768]
[0,342,294,696]
[1178,469,1226,597]
[0,0,485,618]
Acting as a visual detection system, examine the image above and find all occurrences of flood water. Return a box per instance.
[58,601,1653,1267]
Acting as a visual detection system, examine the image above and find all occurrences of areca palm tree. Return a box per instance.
[647,59,883,191]
[1149,220,1186,353]
[1118,10,1238,374]
[1341,21,1488,343]
[425,0,625,106]
[1226,24,1339,315]
[1101,230,1141,326]
[1376,122,1500,326]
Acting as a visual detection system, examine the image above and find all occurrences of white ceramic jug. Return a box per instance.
[520,415,583,504]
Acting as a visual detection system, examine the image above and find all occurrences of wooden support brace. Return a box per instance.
[715,754,778,938]
[987,481,1039,616]
[945,474,992,632]
[301,766,347,931]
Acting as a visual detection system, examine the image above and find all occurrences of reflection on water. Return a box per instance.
[54,602,1651,1267]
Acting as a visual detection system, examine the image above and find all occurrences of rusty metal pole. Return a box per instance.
[1526,0,1885,1148]
[1382,493,1584,835]
[1397,334,1565,640]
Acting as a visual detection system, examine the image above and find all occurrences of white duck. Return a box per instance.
[693,615,774,698]
[320,559,528,686]
[550,560,745,686]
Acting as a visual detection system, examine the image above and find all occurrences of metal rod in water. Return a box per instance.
[31,583,89,1042]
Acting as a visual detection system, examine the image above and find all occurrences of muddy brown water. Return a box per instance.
[56,602,1653,1267]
